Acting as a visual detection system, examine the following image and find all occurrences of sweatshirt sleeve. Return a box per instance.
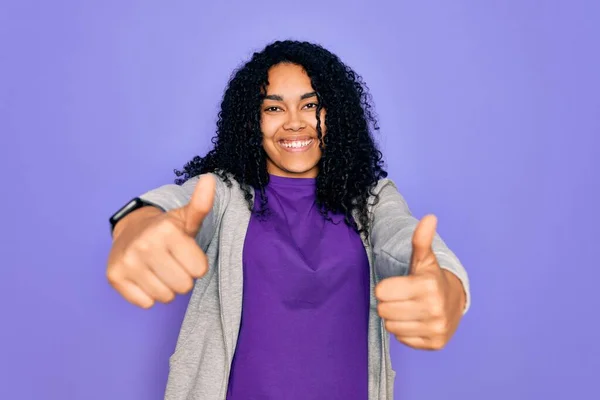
[369,178,471,314]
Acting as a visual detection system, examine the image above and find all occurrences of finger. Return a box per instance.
[385,320,427,337]
[398,335,446,351]
[377,300,428,321]
[113,279,154,309]
[146,252,195,295]
[411,214,437,270]
[183,174,216,237]
[375,276,426,302]
[395,336,433,350]
[135,270,176,304]
[167,233,209,279]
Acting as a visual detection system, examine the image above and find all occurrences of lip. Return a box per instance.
[278,137,315,153]
[279,135,314,142]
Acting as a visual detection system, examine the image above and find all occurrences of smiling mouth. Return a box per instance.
[278,138,315,152]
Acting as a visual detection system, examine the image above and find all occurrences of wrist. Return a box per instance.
[442,269,467,312]
[112,206,163,240]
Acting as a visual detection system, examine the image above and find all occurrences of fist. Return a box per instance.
[375,214,465,350]
[106,174,216,309]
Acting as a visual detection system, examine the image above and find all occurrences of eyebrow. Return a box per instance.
[263,91,317,101]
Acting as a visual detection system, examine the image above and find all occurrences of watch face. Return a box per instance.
[109,198,161,233]
[113,199,138,219]
[109,198,143,231]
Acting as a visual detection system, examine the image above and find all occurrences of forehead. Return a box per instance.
[266,63,314,94]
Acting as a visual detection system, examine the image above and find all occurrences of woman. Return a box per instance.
[107,40,470,400]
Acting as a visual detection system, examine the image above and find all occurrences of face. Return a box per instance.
[261,63,326,179]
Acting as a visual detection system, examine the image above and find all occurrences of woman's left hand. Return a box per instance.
[375,214,466,350]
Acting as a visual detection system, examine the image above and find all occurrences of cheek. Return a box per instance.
[260,116,278,140]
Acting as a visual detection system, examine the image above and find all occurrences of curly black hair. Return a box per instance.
[174,40,387,237]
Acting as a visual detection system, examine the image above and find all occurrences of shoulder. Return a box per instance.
[372,177,397,194]
[370,177,404,201]
[202,170,253,209]
[176,172,232,215]
[185,170,238,192]
[367,177,412,215]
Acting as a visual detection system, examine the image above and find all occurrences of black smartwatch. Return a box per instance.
[109,197,162,234]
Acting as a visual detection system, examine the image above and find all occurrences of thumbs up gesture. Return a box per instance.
[375,215,466,350]
[106,175,216,309]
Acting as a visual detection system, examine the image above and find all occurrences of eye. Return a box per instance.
[264,106,282,112]
[303,102,319,109]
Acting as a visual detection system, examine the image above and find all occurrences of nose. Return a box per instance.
[283,110,305,131]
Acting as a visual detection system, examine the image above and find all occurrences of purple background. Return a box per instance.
[2,1,599,399]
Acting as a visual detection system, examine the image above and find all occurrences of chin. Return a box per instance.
[264,143,322,178]
[269,161,319,178]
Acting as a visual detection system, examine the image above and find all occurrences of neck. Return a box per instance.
[266,164,318,179]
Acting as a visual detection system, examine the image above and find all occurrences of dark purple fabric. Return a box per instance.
[226,175,370,400]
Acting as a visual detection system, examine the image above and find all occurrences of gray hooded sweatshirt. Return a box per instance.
[138,173,471,400]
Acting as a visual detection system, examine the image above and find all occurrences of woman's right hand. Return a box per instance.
[106,174,216,309]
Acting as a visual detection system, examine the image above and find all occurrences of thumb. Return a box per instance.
[183,174,216,237]
[410,214,438,272]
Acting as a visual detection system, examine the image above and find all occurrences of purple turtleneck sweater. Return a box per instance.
[226,175,370,400]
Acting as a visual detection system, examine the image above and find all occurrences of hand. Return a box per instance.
[106,174,216,309]
[375,214,465,350]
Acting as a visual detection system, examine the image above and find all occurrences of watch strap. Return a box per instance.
[109,197,160,234]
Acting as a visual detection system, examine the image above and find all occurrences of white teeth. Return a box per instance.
[281,139,312,148]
